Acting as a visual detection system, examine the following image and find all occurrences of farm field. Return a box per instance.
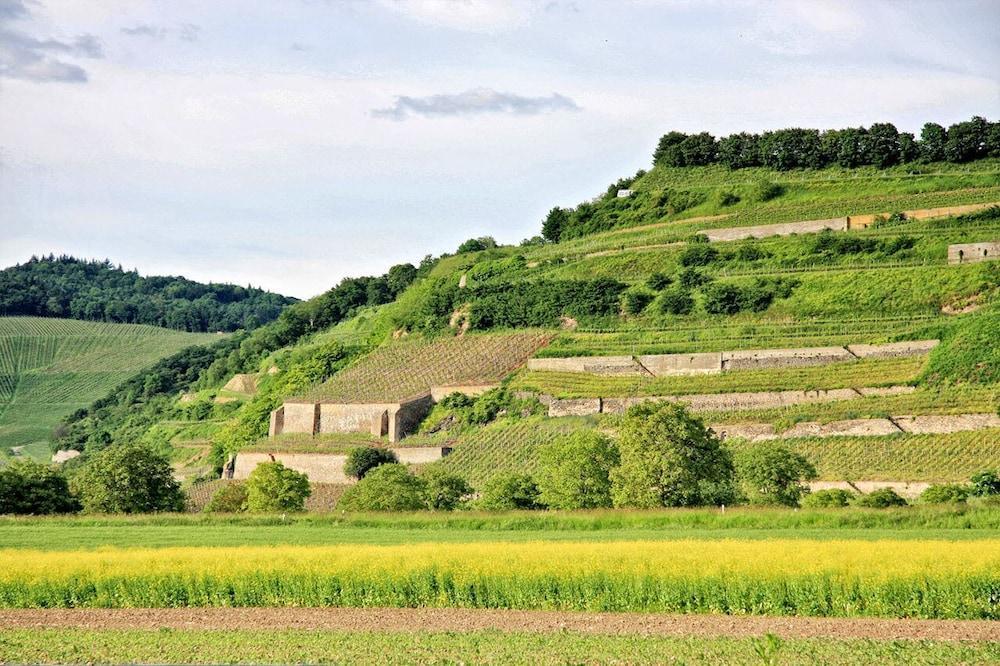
[2,626,997,665]
[0,318,220,458]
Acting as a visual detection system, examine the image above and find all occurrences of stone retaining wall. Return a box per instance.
[705,218,846,242]
[232,447,450,484]
[528,341,936,378]
[270,394,433,443]
[947,241,1000,264]
[808,481,931,499]
[894,413,1000,434]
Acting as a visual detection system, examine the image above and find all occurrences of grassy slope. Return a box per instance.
[0,317,219,459]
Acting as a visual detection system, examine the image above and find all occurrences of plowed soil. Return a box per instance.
[2,608,997,641]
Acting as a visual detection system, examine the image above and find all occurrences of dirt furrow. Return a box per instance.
[1,608,997,641]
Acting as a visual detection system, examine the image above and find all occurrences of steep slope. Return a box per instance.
[0,317,219,459]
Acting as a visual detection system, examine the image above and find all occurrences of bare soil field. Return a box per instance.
[3,608,997,642]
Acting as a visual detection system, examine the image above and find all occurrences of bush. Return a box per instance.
[72,443,184,514]
[677,267,711,289]
[735,442,817,507]
[422,469,473,510]
[717,190,740,206]
[537,431,619,510]
[478,474,543,511]
[703,283,744,315]
[646,272,672,291]
[0,459,80,515]
[245,462,311,512]
[338,464,427,512]
[919,483,970,504]
[679,244,719,267]
[622,289,654,315]
[970,469,1000,496]
[753,180,785,202]
[611,403,734,508]
[854,488,908,508]
[345,447,398,480]
[800,488,854,508]
[658,287,694,315]
[203,482,248,513]
[734,242,768,262]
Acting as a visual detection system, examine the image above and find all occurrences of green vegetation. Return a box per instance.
[0,317,219,457]
[71,443,184,514]
[0,459,79,514]
[338,464,431,512]
[0,256,294,332]
[513,356,925,398]
[610,403,733,508]
[2,629,996,666]
[478,474,543,511]
[734,442,816,507]
[244,461,310,512]
[536,431,617,509]
[344,446,398,480]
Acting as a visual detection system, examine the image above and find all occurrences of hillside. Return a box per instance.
[0,256,296,332]
[0,317,220,460]
[50,130,1000,495]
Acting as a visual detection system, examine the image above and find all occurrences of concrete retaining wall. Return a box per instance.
[808,481,930,499]
[526,356,645,375]
[528,341,936,378]
[232,447,449,484]
[548,398,602,417]
[639,352,722,376]
[268,407,284,438]
[281,402,320,434]
[430,384,500,401]
[721,346,853,370]
[321,403,393,438]
[948,241,1000,265]
[391,394,435,441]
[781,418,901,438]
[894,413,1000,434]
[705,218,846,242]
[847,340,939,358]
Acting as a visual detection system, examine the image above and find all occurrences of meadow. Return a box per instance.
[0,317,219,458]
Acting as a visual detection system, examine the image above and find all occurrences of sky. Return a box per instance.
[1,0,998,299]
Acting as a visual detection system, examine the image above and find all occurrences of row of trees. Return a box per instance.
[0,256,296,332]
[653,117,999,170]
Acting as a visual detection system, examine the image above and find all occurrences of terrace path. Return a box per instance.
[2,608,997,641]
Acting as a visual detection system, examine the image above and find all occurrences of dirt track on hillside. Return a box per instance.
[1,608,997,641]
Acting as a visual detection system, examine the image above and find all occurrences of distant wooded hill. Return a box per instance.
[0,256,297,333]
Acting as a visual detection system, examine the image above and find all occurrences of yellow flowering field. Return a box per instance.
[0,539,996,618]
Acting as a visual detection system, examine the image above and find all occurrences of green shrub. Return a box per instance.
[537,431,619,510]
[338,464,427,512]
[800,488,854,508]
[72,443,184,514]
[611,403,734,508]
[677,267,711,289]
[970,469,1000,496]
[658,287,694,315]
[854,488,908,508]
[645,272,672,291]
[345,447,398,480]
[920,483,970,504]
[735,442,817,507]
[622,289,655,315]
[717,190,740,206]
[679,244,719,267]
[734,242,769,262]
[245,462,311,513]
[203,482,248,513]
[753,180,785,202]
[703,283,744,315]
[422,469,473,510]
[0,459,80,515]
[478,474,543,511]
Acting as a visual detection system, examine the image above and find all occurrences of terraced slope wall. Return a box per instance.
[232,446,449,483]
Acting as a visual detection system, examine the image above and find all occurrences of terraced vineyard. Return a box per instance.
[0,317,219,458]
[304,332,551,403]
[512,356,925,399]
[725,429,1000,481]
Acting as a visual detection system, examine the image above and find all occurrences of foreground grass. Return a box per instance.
[1,506,998,550]
[1,539,996,618]
[0,629,996,665]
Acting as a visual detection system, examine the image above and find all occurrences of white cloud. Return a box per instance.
[376,0,534,32]
[372,87,580,120]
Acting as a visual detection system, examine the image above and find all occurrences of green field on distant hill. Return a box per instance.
[0,317,219,459]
